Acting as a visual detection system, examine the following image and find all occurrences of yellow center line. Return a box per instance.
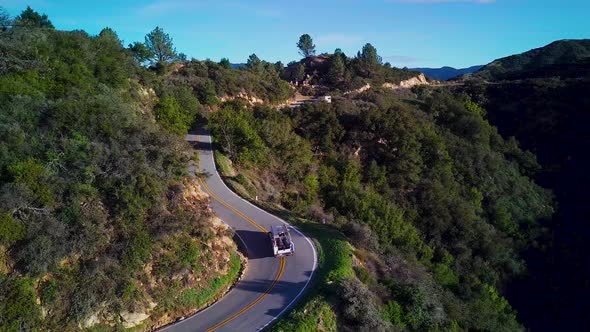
[205,257,285,332]
[198,177,286,331]
[199,179,267,232]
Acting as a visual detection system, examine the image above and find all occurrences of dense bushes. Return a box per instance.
[0,277,41,331]
[0,8,237,330]
[212,85,552,330]
[339,277,390,331]
[169,59,292,105]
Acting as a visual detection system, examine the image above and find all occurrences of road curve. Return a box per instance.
[160,126,317,332]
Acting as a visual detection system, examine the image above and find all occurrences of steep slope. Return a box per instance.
[208,55,553,330]
[0,22,242,331]
[460,68,590,331]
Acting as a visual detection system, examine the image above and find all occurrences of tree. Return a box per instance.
[219,58,231,69]
[334,48,346,60]
[329,54,346,83]
[144,26,177,64]
[178,52,187,62]
[246,53,262,72]
[98,27,120,43]
[295,63,306,82]
[297,34,316,58]
[128,41,154,64]
[358,43,382,67]
[0,7,11,30]
[274,61,285,76]
[14,6,53,28]
[154,95,193,135]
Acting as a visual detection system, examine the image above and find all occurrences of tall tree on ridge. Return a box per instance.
[14,6,53,28]
[246,53,263,72]
[358,43,382,67]
[297,34,316,58]
[144,26,177,64]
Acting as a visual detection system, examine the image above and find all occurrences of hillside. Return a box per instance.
[0,5,570,332]
[0,9,243,331]
[411,65,482,81]
[466,39,590,80]
[281,50,424,94]
[208,45,553,331]
[457,46,590,330]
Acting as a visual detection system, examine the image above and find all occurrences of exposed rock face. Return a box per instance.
[344,83,371,95]
[400,73,428,88]
[121,311,150,328]
[343,74,429,95]
[382,73,429,90]
[81,313,101,329]
[219,90,264,105]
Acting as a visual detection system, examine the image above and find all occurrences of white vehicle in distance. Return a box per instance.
[269,225,295,257]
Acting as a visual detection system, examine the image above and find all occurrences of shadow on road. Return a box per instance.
[235,229,274,259]
[234,278,314,317]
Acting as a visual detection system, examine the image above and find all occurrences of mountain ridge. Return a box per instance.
[465,39,590,80]
[410,65,482,80]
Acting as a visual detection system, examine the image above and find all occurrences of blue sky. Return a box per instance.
[3,0,589,68]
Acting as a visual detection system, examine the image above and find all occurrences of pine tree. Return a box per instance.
[144,26,177,64]
[297,34,316,58]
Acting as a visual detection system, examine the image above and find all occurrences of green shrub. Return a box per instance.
[0,277,41,331]
[338,277,390,330]
[354,266,375,287]
[41,279,59,305]
[0,212,26,245]
[122,230,153,271]
[381,300,405,329]
[271,297,337,332]
[178,238,200,269]
[154,95,193,135]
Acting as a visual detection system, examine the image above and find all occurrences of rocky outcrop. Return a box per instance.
[344,83,372,96]
[219,90,264,105]
[121,311,151,328]
[383,73,429,90]
[81,313,101,329]
[342,74,429,96]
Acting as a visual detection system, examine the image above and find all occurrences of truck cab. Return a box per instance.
[269,225,295,257]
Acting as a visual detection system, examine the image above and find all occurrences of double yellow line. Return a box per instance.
[198,178,286,331]
[199,179,267,233]
[206,257,285,332]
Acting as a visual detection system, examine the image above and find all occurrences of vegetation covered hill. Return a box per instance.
[167,56,292,106]
[208,37,554,331]
[0,7,244,330]
[282,44,423,94]
[0,6,568,332]
[455,40,590,330]
[467,39,590,80]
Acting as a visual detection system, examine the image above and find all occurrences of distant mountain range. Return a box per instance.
[410,65,483,81]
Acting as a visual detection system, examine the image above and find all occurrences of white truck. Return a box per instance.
[269,225,295,257]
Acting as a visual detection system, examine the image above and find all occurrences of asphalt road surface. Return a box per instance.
[160,126,317,332]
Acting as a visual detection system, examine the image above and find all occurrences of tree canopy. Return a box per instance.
[144,26,177,64]
[297,34,316,58]
[128,41,154,64]
[14,6,53,28]
[246,53,262,72]
[358,43,382,67]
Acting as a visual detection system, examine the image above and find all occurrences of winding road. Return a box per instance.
[160,126,317,332]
